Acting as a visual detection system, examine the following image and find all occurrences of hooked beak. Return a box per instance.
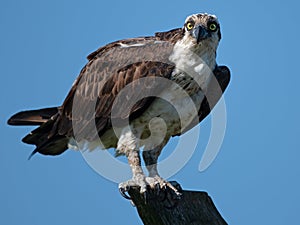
[193,25,210,43]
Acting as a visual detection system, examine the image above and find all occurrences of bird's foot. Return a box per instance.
[146,176,182,198]
[119,173,147,200]
[119,175,182,201]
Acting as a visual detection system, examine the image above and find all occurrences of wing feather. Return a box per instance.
[9,27,232,157]
[174,65,231,136]
[55,35,180,141]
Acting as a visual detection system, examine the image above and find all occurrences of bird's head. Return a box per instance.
[182,13,221,51]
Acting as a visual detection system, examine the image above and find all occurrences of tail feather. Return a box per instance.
[22,118,56,144]
[28,135,69,159]
[8,107,69,157]
[7,107,58,126]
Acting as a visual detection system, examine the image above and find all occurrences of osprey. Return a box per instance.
[8,13,230,198]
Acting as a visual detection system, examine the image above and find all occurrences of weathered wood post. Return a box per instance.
[128,182,228,225]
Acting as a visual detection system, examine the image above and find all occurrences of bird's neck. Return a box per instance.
[168,38,217,94]
[169,38,217,72]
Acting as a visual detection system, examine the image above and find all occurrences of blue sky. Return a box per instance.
[1,0,300,224]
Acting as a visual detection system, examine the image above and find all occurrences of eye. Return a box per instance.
[208,22,218,32]
[186,22,194,31]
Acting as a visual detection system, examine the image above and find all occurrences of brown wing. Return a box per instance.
[174,65,231,136]
[16,28,184,157]
[54,34,183,142]
[198,65,231,122]
[57,61,175,142]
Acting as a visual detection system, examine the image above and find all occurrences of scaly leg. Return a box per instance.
[117,127,147,198]
[142,139,182,196]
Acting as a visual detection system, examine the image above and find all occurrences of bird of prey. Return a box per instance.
[8,13,230,198]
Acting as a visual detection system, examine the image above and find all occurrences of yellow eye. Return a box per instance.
[186,22,194,30]
[209,22,218,32]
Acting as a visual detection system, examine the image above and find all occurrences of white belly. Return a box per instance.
[70,67,212,151]
[130,83,205,148]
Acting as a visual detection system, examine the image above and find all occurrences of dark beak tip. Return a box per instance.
[195,25,209,43]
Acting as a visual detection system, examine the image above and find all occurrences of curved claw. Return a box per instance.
[173,191,183,199]
[155,183,161,195]
[143,191,148,204]
[119,187,131,200]
[167,181,183,198]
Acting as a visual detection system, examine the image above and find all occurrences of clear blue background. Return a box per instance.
[1,0,299,224]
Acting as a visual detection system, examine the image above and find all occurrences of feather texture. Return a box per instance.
[7,17,230,157]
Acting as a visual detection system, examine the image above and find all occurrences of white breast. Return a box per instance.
[70,37,217,151]
[132,37,217,142]
[169,36,216,94]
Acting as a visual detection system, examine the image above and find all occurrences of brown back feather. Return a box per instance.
[55,29,184,142]
[8,27,229,156]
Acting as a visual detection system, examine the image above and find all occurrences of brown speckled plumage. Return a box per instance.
[8,13,230,195]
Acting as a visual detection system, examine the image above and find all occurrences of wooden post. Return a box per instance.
[128,182,227,225]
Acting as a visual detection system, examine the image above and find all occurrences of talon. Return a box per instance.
[173,191,182,199]
[119,187,131,200]
[155,183,161,195]
[118,174,147,200]
[165,181,182,197]
[143,191,148,204]
[169,181,183,193]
